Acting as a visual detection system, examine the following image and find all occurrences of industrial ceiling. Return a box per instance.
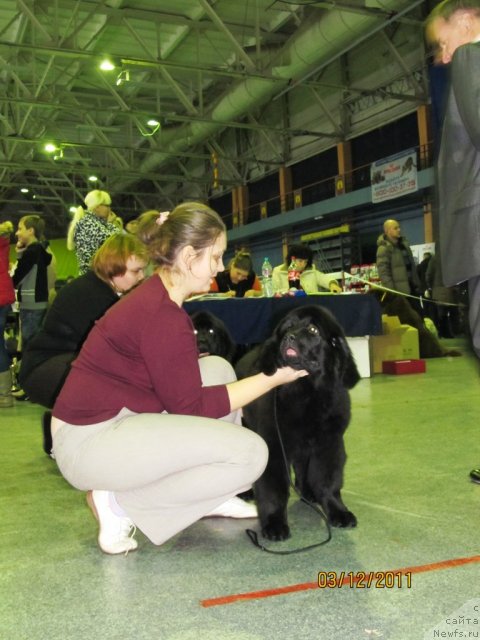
[0,0,431,235]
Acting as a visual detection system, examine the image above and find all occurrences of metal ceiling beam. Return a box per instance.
[0,159,238,185]
[34,0,290,40]
[195,0,257,71]
[379,30,426,99]
[16,0,52,41]
[0,40,278,82]
[4,178,112,192]
[0,132,284,167]
[247,115,284,162]
[309,88,344,138]
[120,19,198,115]
[0,95,337,140]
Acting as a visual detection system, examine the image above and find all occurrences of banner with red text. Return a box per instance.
[370,149,418,203]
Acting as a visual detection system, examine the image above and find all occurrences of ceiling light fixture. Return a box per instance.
[116,69,130,86]
[44,142,58,153]
[99,58,116,71]
[44,142,64,160]
[139,119,161,137]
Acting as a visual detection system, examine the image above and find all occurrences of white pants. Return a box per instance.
[52,356,268,545]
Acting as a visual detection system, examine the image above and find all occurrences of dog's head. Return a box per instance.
[261,305,360,389]
[190,310,236,362]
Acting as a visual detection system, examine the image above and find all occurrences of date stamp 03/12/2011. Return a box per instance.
[317,571,412,589]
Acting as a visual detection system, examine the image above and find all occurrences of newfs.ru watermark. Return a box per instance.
[425,600,480,639]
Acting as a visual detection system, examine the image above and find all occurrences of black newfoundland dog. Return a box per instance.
[235,305,360,541]
[190,310,236,363]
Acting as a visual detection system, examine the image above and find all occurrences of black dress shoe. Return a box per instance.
[42,411,54,458]
[469,468,480,484]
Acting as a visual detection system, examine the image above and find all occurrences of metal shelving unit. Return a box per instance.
[300,224,362,273]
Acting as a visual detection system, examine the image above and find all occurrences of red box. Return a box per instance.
[382,359,426,375]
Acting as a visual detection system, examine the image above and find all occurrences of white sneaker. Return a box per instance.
[87,490,138,555]
[205,497,258,519]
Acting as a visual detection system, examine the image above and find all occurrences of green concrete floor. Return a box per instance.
[1,343,479,640]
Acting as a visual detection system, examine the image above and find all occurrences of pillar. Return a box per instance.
[232,185,249,226]
[279,166,292,212]
[423,201,433,243]
[231,188,239,228]
[417,104,432,169]
[336,141,352,192]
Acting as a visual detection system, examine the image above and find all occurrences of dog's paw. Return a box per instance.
[261,517,291,541]
[329,509,357,529]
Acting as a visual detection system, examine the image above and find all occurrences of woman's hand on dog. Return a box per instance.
[269,366,309,386]
[227,368,308,411]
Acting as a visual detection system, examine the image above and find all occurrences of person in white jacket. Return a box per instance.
[272,244,342,294]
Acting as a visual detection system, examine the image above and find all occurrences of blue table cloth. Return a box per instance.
[185,294,382,344]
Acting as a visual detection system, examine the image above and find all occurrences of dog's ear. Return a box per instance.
[338,337,360,389]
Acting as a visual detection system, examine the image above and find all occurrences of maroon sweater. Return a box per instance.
[53,275,230,425]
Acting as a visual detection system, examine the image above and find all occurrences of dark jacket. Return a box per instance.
[417,256,432,293]
[212,270,260,297]
[376,234,420,296]
[12,242,52,308]
[436,42,480,286]
[19,270,118,381]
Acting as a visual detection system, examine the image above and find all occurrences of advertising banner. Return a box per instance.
[371,149,418,203]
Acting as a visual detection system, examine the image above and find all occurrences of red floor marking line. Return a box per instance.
[201,580,318,608]
[200,554,480,608]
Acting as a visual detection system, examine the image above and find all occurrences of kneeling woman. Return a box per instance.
[20,234,148,453]
[51,203,307,554]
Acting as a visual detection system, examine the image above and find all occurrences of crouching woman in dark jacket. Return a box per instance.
[20,234,148,455]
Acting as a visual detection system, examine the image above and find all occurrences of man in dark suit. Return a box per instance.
[426,0,480,484]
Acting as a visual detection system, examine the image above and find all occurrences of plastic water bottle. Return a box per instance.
[261,257,274,297]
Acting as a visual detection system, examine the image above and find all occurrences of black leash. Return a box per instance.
[246,388,332,554]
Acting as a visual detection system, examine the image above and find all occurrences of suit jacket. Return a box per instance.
[436,42,480,286]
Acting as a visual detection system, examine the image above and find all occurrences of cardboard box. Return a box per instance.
[382,359,426,375]
[346,336,370,378]
[382,315,402,332]
[369,315,420,374]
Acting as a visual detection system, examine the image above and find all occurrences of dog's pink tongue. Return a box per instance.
[286,347,297,357]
